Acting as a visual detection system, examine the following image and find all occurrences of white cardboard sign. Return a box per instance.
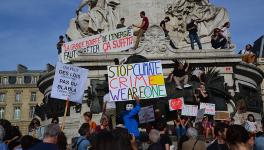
[200,103,215,115]
[51,62,88,103]
[181,105,198,116]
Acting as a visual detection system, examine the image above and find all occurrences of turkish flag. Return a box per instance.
[169,97,184,111]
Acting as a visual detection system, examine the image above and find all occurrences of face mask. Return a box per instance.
[126,104,134,111]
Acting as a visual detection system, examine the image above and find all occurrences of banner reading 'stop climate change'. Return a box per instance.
[62,27,134,63]
[107,61,167,101]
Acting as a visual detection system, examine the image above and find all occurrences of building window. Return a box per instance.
[32,76,38,84]
[29,106,36,118]
[14,107,21,120]
[15,93,21,102]
[2,77,8,85]
[17,77,23,84]
[0,93,5,102]
[31,92,37,102]
[0,107,4,119]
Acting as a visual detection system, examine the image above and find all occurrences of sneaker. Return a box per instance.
[176,86,183,90]
[184,84,192,88]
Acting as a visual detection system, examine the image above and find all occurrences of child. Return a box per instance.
[245,114,258,134]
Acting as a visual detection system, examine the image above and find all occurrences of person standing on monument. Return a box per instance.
[102,90,116,129]
[186,19,202,50]
[56,35,64,62]
[116,18,126,29]
[160,17,171,37]
[133,11,149,49]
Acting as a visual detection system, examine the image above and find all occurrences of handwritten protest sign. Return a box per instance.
[200,103,215,115]
[214,111,230,120]
[195,108,205,123]
[62,27,134,63]
[169,97,184,111]
[51,62,88,103]
[107,61,167,101]
[138,105,155,124]
[181,105,198,116]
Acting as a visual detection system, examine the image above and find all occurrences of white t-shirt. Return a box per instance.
[103,93,116,109]
[245,120,257,132]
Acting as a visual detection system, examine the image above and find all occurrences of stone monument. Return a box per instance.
[67,0,230,50]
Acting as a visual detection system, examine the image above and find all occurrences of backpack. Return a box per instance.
[71,137,85,150]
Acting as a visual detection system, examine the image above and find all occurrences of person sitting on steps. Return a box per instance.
[169,60,192,90]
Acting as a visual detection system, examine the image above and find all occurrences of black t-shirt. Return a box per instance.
[173,67,186,77]
[116,24,126,29]
[160,20,166,30]
[148,143,163,150]
[207,140,229,150]
[199,91,209,103]
[186,22,198,34]
[159,134,172,150]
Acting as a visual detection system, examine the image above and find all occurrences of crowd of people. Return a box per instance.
[0,96,264,150]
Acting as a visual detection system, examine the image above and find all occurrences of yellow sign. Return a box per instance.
[149,75,165,85]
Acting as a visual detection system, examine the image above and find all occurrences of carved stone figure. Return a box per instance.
[66,0,120,40]
[166,0,229,48]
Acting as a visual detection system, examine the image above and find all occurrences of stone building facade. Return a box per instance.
[0,64,44,135]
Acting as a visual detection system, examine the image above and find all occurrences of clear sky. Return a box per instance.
[0,0,263,71]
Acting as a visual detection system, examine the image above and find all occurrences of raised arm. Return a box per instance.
[128,95,141,117]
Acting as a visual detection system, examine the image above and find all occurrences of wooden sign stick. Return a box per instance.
[61,97,70,131]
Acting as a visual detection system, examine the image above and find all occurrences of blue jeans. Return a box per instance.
[176,126,186,139]
[189,33,202,50]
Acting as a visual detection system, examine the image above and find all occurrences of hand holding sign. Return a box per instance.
[133,94,141,104]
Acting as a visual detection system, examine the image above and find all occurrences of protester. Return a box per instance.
[20,135,40,150]
[153,109,167,131]
[160,17,171,37]
[133,11,149,49]
[186,19,202,50]
[51,117,59,124]
[202,115,215,142]
[122,95,141,139]
[191,67,205,82]
[174,116,188,140]
[116,18,126,29]
[169,60,191,89]
[159,123,172,150]
[57,132,67,150]
[244,114,258,134]
[182,127,206,150]
[83,112,97,133]
[207,122,229,150]
[220,22,231,48]
[103,91,117,129]
[28,118,41,138]
[255,117,264,150]
[194,82,209,104]
[112,127,136,150]
[76,123,91,150]
[0,125,8,150]
[56,35,65,62]
[240,44,256,64]
[91,130,115,150]
[226,125,251,150]
[29,124,61,150]
[211,28,227,49]
[148,129,162,150]
[96,115,110,133]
